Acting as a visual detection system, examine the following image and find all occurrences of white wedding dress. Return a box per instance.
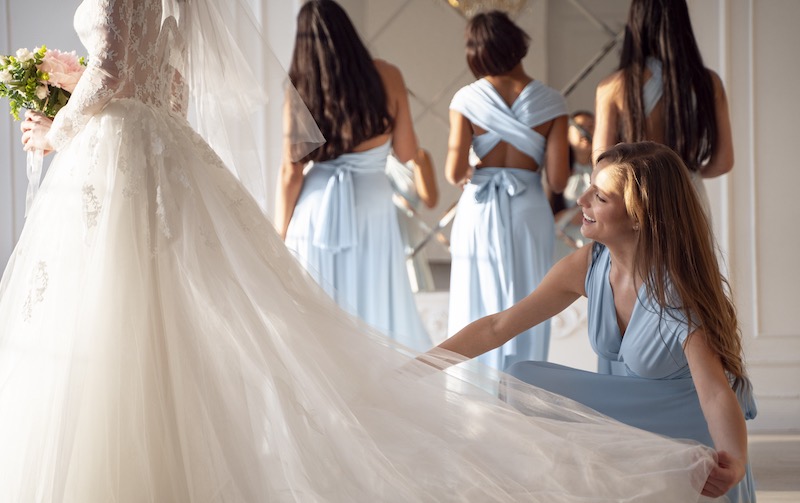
[0,0,718,501]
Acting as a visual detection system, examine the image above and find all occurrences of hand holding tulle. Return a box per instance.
[20,110,54,154]
[702,450,745,498]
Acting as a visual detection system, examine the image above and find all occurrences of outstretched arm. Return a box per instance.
[438,244,591,359]
[684,329,748,497]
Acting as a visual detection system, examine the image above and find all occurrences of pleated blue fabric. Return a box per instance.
[285,141,431,351]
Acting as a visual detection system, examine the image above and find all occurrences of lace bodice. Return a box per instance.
[47,0,185,151]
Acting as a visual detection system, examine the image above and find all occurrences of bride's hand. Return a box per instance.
[20,111,54,155]
[701,450,746,498]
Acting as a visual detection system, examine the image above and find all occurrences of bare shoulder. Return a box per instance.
[547,243,593,297]
[597,70,623,92]
[596,70,624,105]
[373,59,403,83]
[706,68,727,97]
[374,59,407,98]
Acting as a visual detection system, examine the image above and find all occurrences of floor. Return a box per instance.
[750,433,800,502]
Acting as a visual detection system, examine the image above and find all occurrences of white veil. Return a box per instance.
[166,0,324,214]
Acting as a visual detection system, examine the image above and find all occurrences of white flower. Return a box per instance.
[35,84,49,100]
[15,48,34,63]
[0,69,11,83]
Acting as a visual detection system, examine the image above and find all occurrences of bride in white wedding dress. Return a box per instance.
[2,0,719,501]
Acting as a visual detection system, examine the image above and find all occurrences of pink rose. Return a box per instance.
[39,49,84,93]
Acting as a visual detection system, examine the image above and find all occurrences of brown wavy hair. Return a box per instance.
[288,0,393,163]
[597,142,747,391]
[619,0,717,170]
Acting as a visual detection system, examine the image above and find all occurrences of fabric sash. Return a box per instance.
[469,168,539,309]
[311,141,392,252]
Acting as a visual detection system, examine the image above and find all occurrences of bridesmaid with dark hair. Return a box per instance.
[277,0,431,351]
[593,0,734,216]
[445,10,570,370]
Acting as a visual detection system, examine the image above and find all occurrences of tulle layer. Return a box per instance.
[0,100,716,502]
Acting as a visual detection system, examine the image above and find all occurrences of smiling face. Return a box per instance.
[576,160,639,247]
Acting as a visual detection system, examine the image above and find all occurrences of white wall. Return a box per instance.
[687,0,800,432]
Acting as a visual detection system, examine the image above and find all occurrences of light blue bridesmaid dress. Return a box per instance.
[507,243,757,502]
[285,141,432,352]
[446,79,567,370]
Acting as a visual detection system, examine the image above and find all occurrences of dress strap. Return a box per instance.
[643,58,663,117]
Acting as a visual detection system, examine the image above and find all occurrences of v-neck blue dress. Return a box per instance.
[507,243,757,502]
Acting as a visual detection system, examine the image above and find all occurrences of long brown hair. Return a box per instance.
[597,142,747,391]
[288,0,393,163]
[619,0,717,170]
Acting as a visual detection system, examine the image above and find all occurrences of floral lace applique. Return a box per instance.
[198,225,220,250]
[82,184,102,229]
[23,261,49,322]
[155,185,172,239]
[118,150,143,198]
[85,136,101,177]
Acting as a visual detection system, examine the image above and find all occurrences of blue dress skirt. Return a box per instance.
[285,141,431,352]
[448,167,554,370]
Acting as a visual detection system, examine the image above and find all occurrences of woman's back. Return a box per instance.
[447,71,570,190]
[472,75,555,171]
[349,59,417,162]
[593,0,733,177]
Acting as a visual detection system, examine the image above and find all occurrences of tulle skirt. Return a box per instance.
[0,100,716,502]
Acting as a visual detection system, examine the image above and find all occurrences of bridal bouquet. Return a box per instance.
[0,45,86,216]
[0,45,85,120]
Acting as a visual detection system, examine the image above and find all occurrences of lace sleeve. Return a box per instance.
[46,0,133,151]
[162,15,188,117]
